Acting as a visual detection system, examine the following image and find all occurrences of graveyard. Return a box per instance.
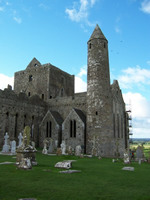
[0,131,150,200]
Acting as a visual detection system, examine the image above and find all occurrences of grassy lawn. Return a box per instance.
[0,151,150,200]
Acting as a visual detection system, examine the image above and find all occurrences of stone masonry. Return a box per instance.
[0,25,129,157]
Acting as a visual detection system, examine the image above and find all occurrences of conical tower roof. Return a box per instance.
[88,24,107,42]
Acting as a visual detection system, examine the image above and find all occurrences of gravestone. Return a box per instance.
[136,146,144,161]
[56,148,62,156]
[67,146,73,155]
[2,132,10,153]
[42,139,48,154]
[55,160,76,169]
[18,132,23,147]
[11,140,16,154]
[61,140,66,155]
[123,150,130,164]
[75,145,82,156]
[48,139,54,154]
[16,126,37,169]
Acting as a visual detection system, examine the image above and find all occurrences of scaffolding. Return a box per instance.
[126,101,133,143]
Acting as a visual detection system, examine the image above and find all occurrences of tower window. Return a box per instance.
[96,111,98,115]
[28,92,31,97]
[104,42,106,48]
[89,43,92,49]
[29,75,33,82]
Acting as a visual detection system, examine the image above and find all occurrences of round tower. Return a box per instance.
[86,25,114,157]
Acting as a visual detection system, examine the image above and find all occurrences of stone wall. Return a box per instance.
[0,88,46,147]
[14,58,74,101]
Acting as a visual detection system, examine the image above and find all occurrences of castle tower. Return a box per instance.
[86,25,114,157]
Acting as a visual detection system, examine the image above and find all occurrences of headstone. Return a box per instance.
[48,139,54,154]
[123,150,130,164]
[61,140,66,155]
[42,139,48,154]
[11,140,16,154]
[59,170,81,174]
[122,167,134,171]
[2,132,10,153]
[67,146,73,155]
[56,148,62,156]
[75,145,82,156]
[55,160,76,169]
[31,141,35,148]
[18,132,23,147]
[136,146,144,161]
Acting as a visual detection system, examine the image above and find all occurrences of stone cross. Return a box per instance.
[22,126,31,147]
[4,132,9,145]
[2,133,10,153]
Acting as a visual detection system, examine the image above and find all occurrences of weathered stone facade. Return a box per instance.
[0,25,129,157]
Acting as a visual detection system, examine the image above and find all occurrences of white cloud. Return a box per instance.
[123,92,150,118]
[123,92,150,138]
[75,65,87,92]
[13,16,22,24]
[0,74,14,90]
[77,65,87,77]
[75,76,87,93]
[118,65,150,89]
[65,0,97,26]
[141,0,150,14]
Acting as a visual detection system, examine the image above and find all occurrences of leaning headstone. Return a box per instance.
[75,145,82,156]
[18,132,23,147]
[11,140,16,154]
[2,132,10,153]
[61,140,66,155]
[136,146,144,161]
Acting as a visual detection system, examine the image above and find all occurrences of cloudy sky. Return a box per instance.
[0,0,150,138]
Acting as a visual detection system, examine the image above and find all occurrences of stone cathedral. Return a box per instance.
[0,25,129,157]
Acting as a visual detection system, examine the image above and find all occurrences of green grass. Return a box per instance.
[0,152,150,200]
